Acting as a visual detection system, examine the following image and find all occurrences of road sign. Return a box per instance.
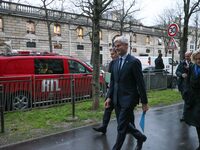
[167,23,179,37]
[168,38,177,49]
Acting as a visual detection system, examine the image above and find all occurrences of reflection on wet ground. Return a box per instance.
[1,103,199,150]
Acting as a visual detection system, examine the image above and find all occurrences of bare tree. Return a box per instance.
[39,0,66,53]
[193,13,199,50]
[180,0,200,60]
[155,0,200,60]
[110,0,139,35]
[156,8,182,57]
[20,0,66,52]
[73,0,113,110]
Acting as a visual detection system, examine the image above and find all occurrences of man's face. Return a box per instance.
[114,41,128,56]
[110,51,118,60]
[185,53,191,61]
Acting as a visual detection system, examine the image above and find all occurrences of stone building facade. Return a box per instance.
[0,1,179,65]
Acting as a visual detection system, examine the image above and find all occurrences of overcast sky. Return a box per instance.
[7,0,181,26]
[135,0,180,26]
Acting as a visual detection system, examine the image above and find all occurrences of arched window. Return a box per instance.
[133,33,137,43]
[99,30,103,40]
[132,48,137,52]
[26,20,35,34]
[146,49,150,53]
[54,23,61,36]
[76,26,83,39]
[0,17,3,32]
[190,40,195,50]
[158,38,162,45]
[146,35,150,44]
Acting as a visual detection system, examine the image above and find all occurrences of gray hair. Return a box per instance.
[114,35,128,44]
[185,51,192,55]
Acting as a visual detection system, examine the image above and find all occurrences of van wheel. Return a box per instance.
[12,93,30,110]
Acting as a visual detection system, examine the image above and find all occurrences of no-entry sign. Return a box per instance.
[167,23,179,37]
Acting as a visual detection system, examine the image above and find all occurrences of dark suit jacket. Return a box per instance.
[107,54,148,107]
[176,60,192,92]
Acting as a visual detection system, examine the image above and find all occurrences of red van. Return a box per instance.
[0,52,104,110]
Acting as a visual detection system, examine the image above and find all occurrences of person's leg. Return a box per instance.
[128,108,146,150]
[102,104,114,128]
[93,105,113,134]
[112,106,130,150]
[126,111,135,133]
[130,110,135,127]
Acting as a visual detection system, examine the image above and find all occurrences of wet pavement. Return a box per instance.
[0,103,199,150]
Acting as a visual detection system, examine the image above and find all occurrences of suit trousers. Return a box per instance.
[112,105,142,150]
[102,104,135,129]
[102,104,114,128]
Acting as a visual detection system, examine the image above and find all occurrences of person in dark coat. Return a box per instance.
[93,48,135,134]
[155,53,164,70]
[93,48,119,134]
[184,50,200,150]
[175,51,192,121]
[105,36,149,150]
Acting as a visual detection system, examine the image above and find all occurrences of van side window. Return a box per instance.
[68,60,90,73]
[34,59,64,74]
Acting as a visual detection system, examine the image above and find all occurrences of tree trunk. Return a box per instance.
[47,22,53,53]
[91,0,101,110]
[44,2,53,53]
[180,17,189,61]
[90,30,94,65]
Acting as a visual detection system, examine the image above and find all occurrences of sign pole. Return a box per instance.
[171,49,174,89]
[167,23,179,89]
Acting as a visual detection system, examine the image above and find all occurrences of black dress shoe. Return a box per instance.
[93,126,106,134]
[135,135,147,150]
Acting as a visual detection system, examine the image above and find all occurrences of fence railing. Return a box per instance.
[143,72,168,90]
[0,84,4,133]
[0,72,173,133]
[0,75,96,112]
[0,72,172,113]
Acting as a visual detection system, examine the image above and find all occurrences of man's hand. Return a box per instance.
[142,104,149,112]
[182,73,187,78]
[105,98,111,108]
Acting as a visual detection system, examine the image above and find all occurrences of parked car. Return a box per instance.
[0,51,104,110]
[142,66,177,88]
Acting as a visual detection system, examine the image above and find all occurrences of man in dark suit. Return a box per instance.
[93,48,118,134]
[176,51,192,122]
[105,36,149,150]
[93,48,135,134]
